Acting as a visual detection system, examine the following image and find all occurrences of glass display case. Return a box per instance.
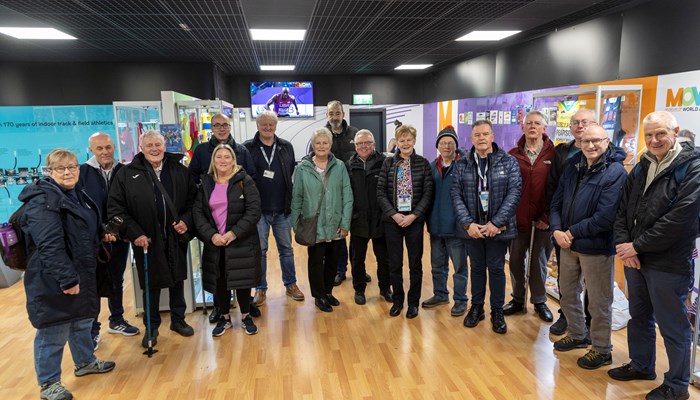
[176,100,234,166]
[112,101,162,163]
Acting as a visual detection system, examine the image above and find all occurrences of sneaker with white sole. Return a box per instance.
[107,320,140,336]
[40,381,73,400]
[241,315,258,335]
[92,334,101,351]
[74,358,116,377]
[212,316,232,337]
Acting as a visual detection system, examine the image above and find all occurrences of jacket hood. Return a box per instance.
[208,134,237,148]
[301,152,337,165]
[130,152,185,170]
[568,143,626,168]
[18,178,67,203]
[201,166,247,187]
[85,155,121,170]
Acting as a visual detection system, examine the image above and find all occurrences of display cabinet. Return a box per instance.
[112,101,162,163]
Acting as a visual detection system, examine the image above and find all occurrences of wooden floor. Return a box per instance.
[1,232,699,399]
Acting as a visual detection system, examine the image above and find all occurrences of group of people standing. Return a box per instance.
[18,98,700,400]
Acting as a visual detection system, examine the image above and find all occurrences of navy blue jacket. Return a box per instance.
[189,136,257,184]
[427,149,467,238]
[451,144,521,241]
[19,179,101,329]
[243,133,296,215]
[550,145,627,255]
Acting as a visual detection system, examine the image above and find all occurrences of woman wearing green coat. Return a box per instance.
[291,128,353,312]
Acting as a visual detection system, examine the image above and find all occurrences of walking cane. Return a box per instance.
[142,246,158,357]
[523,222,536,309]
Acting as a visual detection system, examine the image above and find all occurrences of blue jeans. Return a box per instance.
[91,244,129,336]
[467,239,507,309]
[429,235,468,302]
[256,212,297,289]
[34,318,95,386]
[625,266,692,392]
[336,237,350,275]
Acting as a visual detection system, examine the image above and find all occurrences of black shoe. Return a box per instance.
[550,314,568,335]
[645,384,690,400]
[326,293,340,306]
[502,299,525,315]
[315,297,333,312]
[365,273,372,283]
[389,303,403,317]
[491,308,507,334]
[380,289,393,303]
[333,274,346,286]
[534,303,553,322]
[208,307,221,324]
[607,363,657,381]
[463,304,485,328]
[451,301,468,317]
[354,292,366,305]
[421,296,449,309]
[141,329,159,348]
[249,301,262,318]
[170,320,194,337]
[211,316,232,337]
[406,306,419,319]
[577,350,612,370]
[553,335,591,352]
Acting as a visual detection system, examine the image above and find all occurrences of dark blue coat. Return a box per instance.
[19,179,101,329]
[243,133,296,215]
[427,149,467,238]
[189,136,257,184]
[550,145,627,255]
[451,144,521,241]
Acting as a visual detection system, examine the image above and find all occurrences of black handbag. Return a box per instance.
[294,174,329,246]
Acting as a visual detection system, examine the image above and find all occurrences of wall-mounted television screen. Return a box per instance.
[250,81,314,118]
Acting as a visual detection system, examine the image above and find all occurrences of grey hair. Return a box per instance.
[140,130,165,147]
[327,100,343,110]
[525,110,548,125]
[354,129,374,142]
[573,108,598,121]
[643,111,679,131]
[311,127,333,147]
[257,110,278,125]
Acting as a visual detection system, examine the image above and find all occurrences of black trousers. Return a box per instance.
[142,280,187,330]
[384,221,424,308]
[307,240,341,299]
[350,235,390,293]
[215,249,251,314]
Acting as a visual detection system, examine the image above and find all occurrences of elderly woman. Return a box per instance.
[291,127,353,312]
[377,124,433,319]
[107,130,197,348]
[19,149,115,400]
[193,144,262,336]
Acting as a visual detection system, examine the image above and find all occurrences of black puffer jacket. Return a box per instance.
[19,179,100,329]
[614,141,700,274]
[377,150,434,222]
[193,169,262,291]
[107,152,197,289]
[347,150,386,238]
[307,120,358,162]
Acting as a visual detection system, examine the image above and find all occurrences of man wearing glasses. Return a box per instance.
[546,108,598,335]
[550,124,627,369]
[504,111,556,322]
[188,113,257,320]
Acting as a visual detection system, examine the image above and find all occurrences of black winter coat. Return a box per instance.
[614,142,700,274]
[243,133,296,215]
[19,179,101,329]
[346,151,386,238]
[377,150,434,222]
[307,120,358,162]
[189,136,257,184]
[193,170,262,291]
[107,152,197,289]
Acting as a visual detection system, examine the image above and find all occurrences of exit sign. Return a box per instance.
[353,94,373,105]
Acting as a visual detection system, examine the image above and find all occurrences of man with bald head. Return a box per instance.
[80,132,140,350]
[609,111,700,400]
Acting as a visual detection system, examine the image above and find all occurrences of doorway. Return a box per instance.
[349,108,386,153]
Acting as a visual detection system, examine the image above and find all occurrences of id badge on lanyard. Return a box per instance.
[398,194,412,212]
[475,152,489,213]
[260,143,277,179]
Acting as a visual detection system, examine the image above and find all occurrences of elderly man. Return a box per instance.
[346,129,392,305]
[550,124,627,369]
[422,126,469,316]
[547,108,598,335]
[108,130,198,348]
[243,110,304,305]
[80,132,139,350]
[608,111,700,400]
[504,111,556,322]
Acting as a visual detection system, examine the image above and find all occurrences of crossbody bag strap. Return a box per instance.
[145,167,181,223]
[314,174,330,217]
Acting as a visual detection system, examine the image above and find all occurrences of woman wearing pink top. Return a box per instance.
[193,144,262,336]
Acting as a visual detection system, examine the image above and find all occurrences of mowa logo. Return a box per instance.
[666,87,700,107]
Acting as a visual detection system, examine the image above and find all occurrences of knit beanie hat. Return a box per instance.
[436,125,458,148]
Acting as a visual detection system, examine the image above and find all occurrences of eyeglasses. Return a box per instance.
[50,165,79,173]
[355,141,374,147]
[212,123,230,129]
[580,137,608,146]
[438,141,456,147]
[570,120,597,127]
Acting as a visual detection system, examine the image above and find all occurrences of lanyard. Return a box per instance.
[260,143,277,169]
[474,152,488,190]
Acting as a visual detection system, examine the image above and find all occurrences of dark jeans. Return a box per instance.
[336,237,350,275]
[215,252,252,314]
[384,221,424,308]
[91,245,129,336]
[467,238,508,309]
[350,235,390,293]
[142,280,187,330]
[308,240,341,299]
[625,266,692,392]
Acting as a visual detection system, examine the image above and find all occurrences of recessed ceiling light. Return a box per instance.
[456,30,520,41]
[260,65,295,71]
[250,29,306,41]
[0,27,76,40]
[178,23,191,32]
[395,64,433,70]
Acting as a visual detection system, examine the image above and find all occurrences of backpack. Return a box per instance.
[0,203,34,271]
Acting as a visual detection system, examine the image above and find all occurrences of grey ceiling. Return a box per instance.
[0,0,647,75]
